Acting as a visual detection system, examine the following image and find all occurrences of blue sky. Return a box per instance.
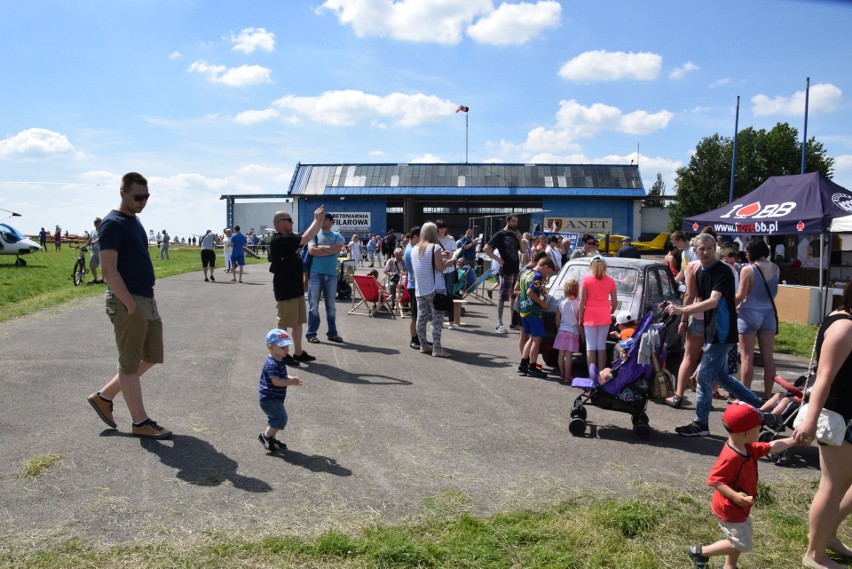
[1,0,850,237]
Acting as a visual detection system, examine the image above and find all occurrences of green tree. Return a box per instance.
[668,123,834,231]
[642,173,665,208]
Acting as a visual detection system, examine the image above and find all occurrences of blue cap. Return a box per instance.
[265,329,293,347]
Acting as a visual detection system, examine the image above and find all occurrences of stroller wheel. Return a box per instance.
[772,449,792,466]
[568,417,586,436]
[570,405,587,421]
[631,412,649,426]
[758,431,775,444]
[633,422,651,440]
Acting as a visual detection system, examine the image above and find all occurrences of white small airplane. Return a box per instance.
[0,209,42,266]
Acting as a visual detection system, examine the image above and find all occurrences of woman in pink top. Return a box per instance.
[578,256,617,373]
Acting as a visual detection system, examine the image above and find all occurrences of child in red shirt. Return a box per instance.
[686,403,796,569]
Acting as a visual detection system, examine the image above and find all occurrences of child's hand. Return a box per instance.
[733,493,754,508]
[288,377,303,386]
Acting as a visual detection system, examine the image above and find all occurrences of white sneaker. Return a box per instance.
[448,323,456,330]
[496,324,508,334]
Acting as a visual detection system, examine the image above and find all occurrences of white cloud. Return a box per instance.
[234,108,282,124]
[169,51,183,59]
[318,0,555,45]
[0,128,75,158]
[710,78,730,88]
[230,27,276,53]
[411,153,446,163]
[466,1,561,45]
[834,155,852,191]
[497,100,673,161]
[558,50,662,82]
[273,89,456,126]
[669,61,698,80]
[188,60,272,86]
[554,100,673,137]
[751,83,842,116]
[369,150,387,157]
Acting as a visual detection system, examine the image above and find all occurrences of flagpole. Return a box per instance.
[801,77,810,174]
[729,95,740,203]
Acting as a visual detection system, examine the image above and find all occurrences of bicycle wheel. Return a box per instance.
[73,259,85,286]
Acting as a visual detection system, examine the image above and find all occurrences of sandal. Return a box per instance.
[307,337,320,344]
[664,395,683,408]
[712,389,727,400]
[685,545,708,568]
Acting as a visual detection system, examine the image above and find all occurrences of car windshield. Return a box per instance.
[552,264,639,295]
[0,223,25,244]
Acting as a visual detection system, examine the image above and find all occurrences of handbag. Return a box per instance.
[792,327,847,446]
[793,403,847,446]
[429,245,453,312]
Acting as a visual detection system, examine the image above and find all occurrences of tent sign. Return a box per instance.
[331,212,370,232]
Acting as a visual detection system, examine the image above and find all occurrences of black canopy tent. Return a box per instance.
[683,172,852,316]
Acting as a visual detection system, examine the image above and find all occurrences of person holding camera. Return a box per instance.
[383,247,405,310]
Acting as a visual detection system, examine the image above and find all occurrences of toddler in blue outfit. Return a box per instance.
[259,329,302,452]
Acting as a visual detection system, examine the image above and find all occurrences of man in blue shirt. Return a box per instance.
[230,225,247,283]
[306,213,345,343]
[86,172,171,439]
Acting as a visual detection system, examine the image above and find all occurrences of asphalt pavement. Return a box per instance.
[0,264,819,550]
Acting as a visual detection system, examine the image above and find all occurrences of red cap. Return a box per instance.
[722,402,762,433]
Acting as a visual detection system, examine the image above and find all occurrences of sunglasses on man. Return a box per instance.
[124,192,150,202]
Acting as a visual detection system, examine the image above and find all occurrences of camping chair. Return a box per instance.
[349,274,395,318]
[459,268,494,304]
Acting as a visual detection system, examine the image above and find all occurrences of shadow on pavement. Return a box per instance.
[323,341,399,356]
[278,449,353,476]
[305,361,412,385]
[110,433,275,492]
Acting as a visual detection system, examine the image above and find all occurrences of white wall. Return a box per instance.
[233,200,298,235]
[639,206,670,235]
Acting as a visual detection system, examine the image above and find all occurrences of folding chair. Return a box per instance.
[349,274,395,318]
[459,268,494,304]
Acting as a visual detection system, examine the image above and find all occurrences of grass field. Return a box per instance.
[0,246,265,323]
[1,479,844,568]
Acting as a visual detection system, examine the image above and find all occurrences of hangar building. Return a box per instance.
[221,162,646,240]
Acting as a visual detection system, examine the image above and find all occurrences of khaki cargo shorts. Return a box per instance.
[106,294,164,375]
[276,297,307,329]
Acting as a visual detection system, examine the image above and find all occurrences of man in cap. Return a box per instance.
[306,213,345,344]
[616,236,641,259]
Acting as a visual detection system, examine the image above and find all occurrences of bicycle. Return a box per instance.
[72,246,89,286]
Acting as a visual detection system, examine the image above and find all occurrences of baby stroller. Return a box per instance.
[568,311,678,440]
[336,259,353,301]
[758,375,807,466]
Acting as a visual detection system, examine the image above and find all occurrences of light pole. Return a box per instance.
[456,104,469,163]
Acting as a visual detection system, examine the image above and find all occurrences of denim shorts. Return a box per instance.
[737,307,776,334]
[259,398,288,430]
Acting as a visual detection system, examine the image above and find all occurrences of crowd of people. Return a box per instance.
[80,179,851,568]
